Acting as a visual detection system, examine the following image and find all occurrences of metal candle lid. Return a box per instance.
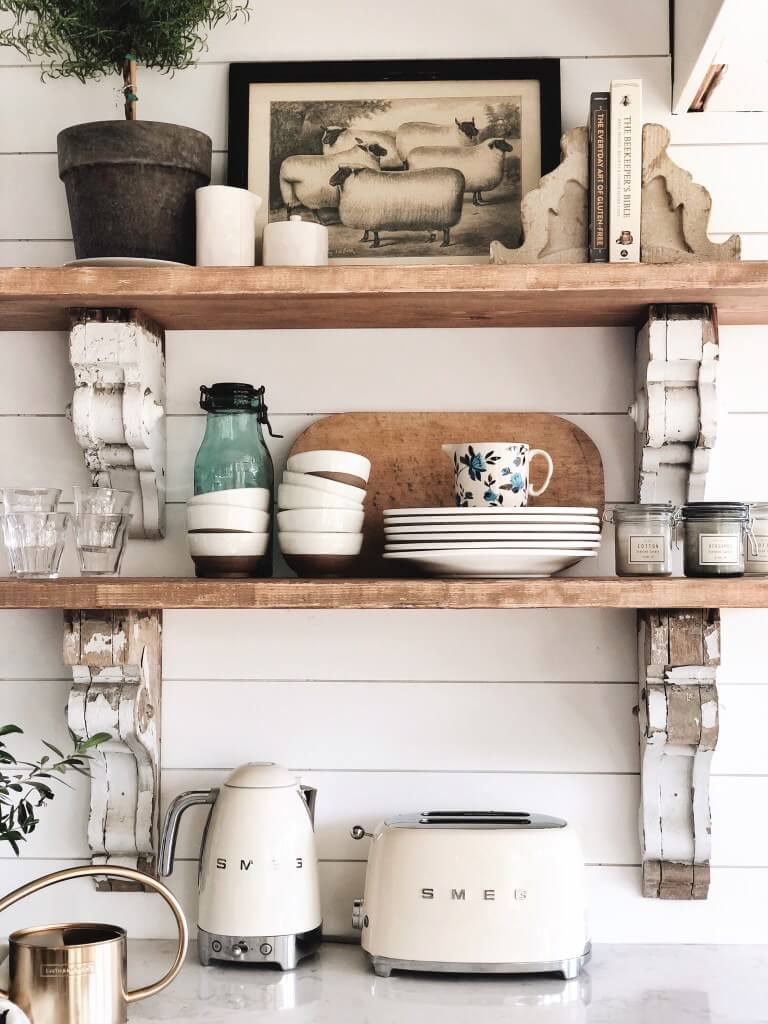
[679,501,749,521]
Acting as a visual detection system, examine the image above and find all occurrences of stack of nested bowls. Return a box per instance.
[187,487,271,578]
[277,450,370,575]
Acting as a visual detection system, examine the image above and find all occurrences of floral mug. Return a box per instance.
[442,442,554,508]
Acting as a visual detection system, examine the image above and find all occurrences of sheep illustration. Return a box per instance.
[329,165,465,248]
[321,125,403,170]
[407,138,514,205]
[395,117,479,162]
[279,142,388,216]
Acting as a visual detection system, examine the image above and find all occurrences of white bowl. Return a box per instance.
[187,505,271,534]
[188,532,270,557]
[278,483,363,511]
[281,470,366,503]
[277,508,365,533]
[188,488,271,512]
[286,450,371,483]
[278,531,363,556]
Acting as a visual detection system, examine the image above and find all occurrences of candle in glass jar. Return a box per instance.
[679,502,750,578]
[607,505,674,576]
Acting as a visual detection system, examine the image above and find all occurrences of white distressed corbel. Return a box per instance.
[638,610,719,899]
[69,310,166,538]
[63,609,162,891]
[631,304,719,503]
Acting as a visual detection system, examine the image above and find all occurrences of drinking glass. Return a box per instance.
[0,512,70,578]
[73,487,134,515]
[72,513,132,576]
[1,488,61,512]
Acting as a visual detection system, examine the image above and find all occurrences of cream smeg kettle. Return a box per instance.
[160,762,321,969]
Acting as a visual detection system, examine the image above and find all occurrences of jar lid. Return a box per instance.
[199,383,282,437]
[200,382,264,413]
[605,503,675,523]
[680,501,749,520]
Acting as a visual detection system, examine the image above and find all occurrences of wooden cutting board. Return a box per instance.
[289,413,604,575]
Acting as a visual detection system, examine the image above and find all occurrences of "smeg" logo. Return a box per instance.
[420,888,527,901]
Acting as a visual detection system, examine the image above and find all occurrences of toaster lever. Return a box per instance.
[350,825,372,841]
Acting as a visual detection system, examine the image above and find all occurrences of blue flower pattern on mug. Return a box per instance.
[452,446,531,508]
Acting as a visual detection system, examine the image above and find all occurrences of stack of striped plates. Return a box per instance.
[382,506,601,578]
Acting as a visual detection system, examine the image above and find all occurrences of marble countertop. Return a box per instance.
[117,940,768,1023]
[3,939,767,1022]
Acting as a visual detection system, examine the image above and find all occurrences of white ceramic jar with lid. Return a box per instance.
[262,215,328,266]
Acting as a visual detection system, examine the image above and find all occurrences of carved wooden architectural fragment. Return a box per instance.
[641,123,741,264]
[638,610,720,899]
[63,609,162,891]
[631,304,719,504]
[69,310,166,538]
[490,127,587,265]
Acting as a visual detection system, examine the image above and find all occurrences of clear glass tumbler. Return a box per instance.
[73,487,134,515]
[1,488,61,512]
[0,512,70,578]
[72,513,132,576]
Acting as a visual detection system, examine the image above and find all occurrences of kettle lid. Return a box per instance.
[224,762,298,789]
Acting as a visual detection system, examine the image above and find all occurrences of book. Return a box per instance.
[588,92,610,262]
[608,79,642,263]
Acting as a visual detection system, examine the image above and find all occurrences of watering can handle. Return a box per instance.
[0,864,188,1003]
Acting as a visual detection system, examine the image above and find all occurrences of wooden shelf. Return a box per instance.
[1,263,767,331]
[1,576,766,609]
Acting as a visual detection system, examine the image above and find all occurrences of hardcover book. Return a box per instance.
[608,79,642,263]
[588,92,610,262]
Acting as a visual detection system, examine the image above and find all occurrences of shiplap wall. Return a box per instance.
[2,0,768,943]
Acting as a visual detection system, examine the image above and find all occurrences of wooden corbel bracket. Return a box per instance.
[69,309,166,539]
[63,609,162,891]
[638,610,719,899]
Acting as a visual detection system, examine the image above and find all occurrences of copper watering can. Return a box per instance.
[0,864,188,1024]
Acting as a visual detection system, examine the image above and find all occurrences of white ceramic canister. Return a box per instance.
[262,215,328,266]
[196,185,262,266]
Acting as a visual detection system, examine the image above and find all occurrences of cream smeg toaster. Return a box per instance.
[351,811,590,979]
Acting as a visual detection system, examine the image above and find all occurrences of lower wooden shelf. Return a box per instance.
[0,576,765,609]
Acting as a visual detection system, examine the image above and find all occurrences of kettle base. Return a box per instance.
[368,942,591,980]
[198,925,322,970]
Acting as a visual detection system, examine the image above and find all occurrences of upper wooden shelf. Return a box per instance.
[1,577,766,609]
[1,263,767,331]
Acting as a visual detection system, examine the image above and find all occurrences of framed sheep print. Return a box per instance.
[228,59,561,264]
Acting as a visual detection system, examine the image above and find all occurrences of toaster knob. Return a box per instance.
[230,942,249,958]
[352,898,365,930]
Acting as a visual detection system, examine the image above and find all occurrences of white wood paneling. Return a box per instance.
[706,413,768,500]
[720,610,768,682]
[163,608,637,681]
[667,145,768,233]
[718,326,768,411]
[159,680,638,773]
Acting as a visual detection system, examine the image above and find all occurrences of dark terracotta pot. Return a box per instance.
[58,120,212,263]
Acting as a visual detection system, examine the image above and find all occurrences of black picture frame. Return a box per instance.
[227,58,560,263]
[228,58,561,190]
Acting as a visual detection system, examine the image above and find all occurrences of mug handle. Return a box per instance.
[528,449,554,497]
[0,864,188,1003]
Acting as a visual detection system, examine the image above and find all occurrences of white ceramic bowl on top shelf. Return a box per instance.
[186,505,270,534]
[188,487,271,512]
[286,449,371,486]
[277,508,364,533]
[278,483,362,511]
[281,471,367,504]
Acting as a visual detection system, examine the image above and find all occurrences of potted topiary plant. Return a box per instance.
[0,1,249,264]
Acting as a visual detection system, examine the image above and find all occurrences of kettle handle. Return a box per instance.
[159,789,218,878]
[0,864,188,1004]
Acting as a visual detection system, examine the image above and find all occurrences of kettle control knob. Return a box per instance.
[352,898,365,930]
[230,942,249,958]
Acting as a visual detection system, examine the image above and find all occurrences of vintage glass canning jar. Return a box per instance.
[194,383,277,497]
[745,502,768,575]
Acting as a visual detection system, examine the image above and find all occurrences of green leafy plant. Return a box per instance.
[0,1,249,117]
[0,723,109,853]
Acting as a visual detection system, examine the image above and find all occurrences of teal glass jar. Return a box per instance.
[194,383,277,497]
